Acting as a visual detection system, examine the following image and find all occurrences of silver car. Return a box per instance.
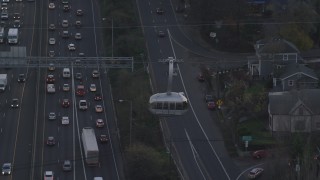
[1,163,12,175]
[62,160,72,171]
[48,112,56,120]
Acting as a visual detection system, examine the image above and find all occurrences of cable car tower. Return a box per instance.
[149,57,188,116]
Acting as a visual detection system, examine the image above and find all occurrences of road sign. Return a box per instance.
[216,99,223,106]
[242,136,252,141]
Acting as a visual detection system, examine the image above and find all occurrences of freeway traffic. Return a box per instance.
[0,0,123,180]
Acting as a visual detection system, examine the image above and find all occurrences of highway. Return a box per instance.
[137,0,245,179]
[0,0,123,180]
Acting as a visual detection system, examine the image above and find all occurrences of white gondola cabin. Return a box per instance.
[149,92,188,116]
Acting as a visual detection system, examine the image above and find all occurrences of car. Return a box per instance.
[48,112,56,120]
[62,0,68,4]
[99,134,108,143]
[16,0,23,2]
[1,11,8,20]
[13,19,20,28]
[75,72,82,80]
[96,119,104,128]
[74,59,81,65]
[68,43,76,51]
[46,136,55,146]
[61,99,70,108]
[17,73,26,82]
[48,51,55,57]
[156,7,164,14]
[79,100,88,110]
[62,20,68,28]
[61,116,70,125]
[62,84,70,91]
[11,98,19,108]
[197,73,205,82]
[95,105,103,113]
[78,52,85,57]
[0,20,6,28]
[76,85,85,96]
[13,13,20,19]
[75,20,81,28]
[247,168,264,179]
[92,70,100,78]
[48,63,55,71]
[74,32,82,40]
[46,74,55,83]
[158,30,165,37]
[62,160,72,171]
[47,84,55,93]
[48,38,55,45]
[44,171,54,180]
[1,163,12,175]
[62,30,69,38]
[89,84,96,92]
[252,150,268,159]
[1,3,7,10]
[49,23,55,30]
[76,9,83,16]
[94,93,102,101]
[63,4,70,11]
[48,2,55,9]
[207,101,215,110]
[205,94,214,103]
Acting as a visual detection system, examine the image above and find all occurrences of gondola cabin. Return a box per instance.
[149,92,188,116]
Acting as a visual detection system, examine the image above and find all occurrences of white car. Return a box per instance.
[62,20,68,28]
[89,84,96,92]
[44,171,54,180]
[68,43,76,51]
[79,100,88,110]
[62,84,70,91]
[74,33,82,40]
[48,38,55,45]
[95,105,103,113]
[48,3,55,9]
[47,84,55,93]
[61,116,70,125]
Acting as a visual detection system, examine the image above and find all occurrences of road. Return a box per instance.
[137,0,245,179]
[0,0,123,180]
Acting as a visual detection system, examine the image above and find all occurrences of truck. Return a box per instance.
[81,127,99,166]
[0,27,5,43]
[0,74,7,92]
[7,28,18,44]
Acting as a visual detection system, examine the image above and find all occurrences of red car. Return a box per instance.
[46,74,55,83]
[76,85,85,96]
[61,99,70,108]
[94,93,102,101]
[252,150,268,159]
[207,101,216,110]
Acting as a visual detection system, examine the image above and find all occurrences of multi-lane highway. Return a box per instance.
[137,0,246,179]
[0,0,123,180]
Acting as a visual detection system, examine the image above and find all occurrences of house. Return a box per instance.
[268,89,320,134]
[248,37,302,79]
[272,63,319,91]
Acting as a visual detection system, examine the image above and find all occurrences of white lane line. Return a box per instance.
[167,29,231,180]
[185,129,207,180]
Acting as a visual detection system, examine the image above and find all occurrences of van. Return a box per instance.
[62,68,70,78]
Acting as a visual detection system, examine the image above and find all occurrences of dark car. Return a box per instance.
[17,73,26,82]
[92,70,100,78]
[156,8,164,14]
[158,30,165,37]
[49,24,55,31]
[61,99,70,108]
[46,136,56,146]
[13,13,20,19]
[63,4,70,12]
[207,101,215,110]
[11,98,19,108]
[75,73,82,80]
[99,134,108,143]
[94,93,102,101]
[46,74,55,83]
[252,150,268,159]
[205,94,214,103]
[197,73,205,82]
[76,9,83,16]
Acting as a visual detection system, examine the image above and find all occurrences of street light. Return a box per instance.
[118,99,133,146]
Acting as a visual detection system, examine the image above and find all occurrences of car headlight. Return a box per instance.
[2,172,4,174]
